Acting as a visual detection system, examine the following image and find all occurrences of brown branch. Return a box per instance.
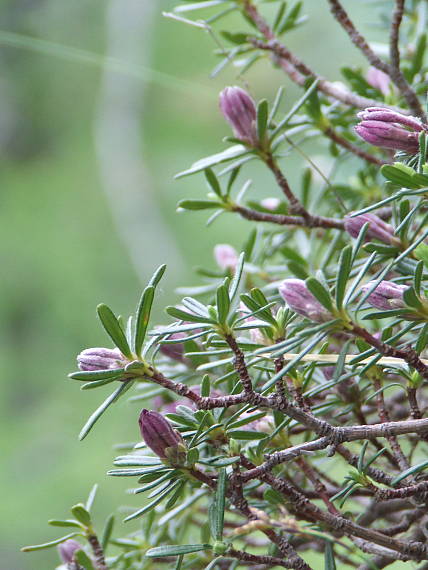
[87,534,107,570]
[232,203,344,230]
[327,0,390,73]
[327,0,425,119]
[239,417,428,483]
[225,333,255,394]
[351,324,428,379]
[323,125,385,166]
[226,548,296,568]
[390,0,405,73]
[372,376,410,473]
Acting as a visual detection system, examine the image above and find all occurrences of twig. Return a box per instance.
[232,203,344,230]
[87,533,107,570]
[390,0,405,74]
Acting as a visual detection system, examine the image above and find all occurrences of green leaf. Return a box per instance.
[97,304,132,359]
[416,323,428,353]
[391,459,428,486]
[166,306,215,324]
[415,243,428,268]
[210,468,227,541]
[256,99,268,141]
[101,514,115,551]
[79,381,134,440]
[229,252,245,303]
[324,542,337,569]
[216,283,230,324]
[74,549,96,570]
[305,277,334,312]
[68,368,124,382]
[403,286,423,310]
[205,168,222,197]
[146,544,212,558]
[201,375,211,397]
[124,481,181,522]
[227,430,266,440]
[175,145,247,178]
[381,163,420,188]
[178,199,220,210]
[48,519,82,528]
[21,533,80,552]
[335,245,352,310]
[134,286,155,356]
[86,483,98,511]
[71,504,91,527]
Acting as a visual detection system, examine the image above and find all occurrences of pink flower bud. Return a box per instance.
[77,347,125,371]
[214,244,238,271]
[278,279,333,322]
[219,86,258,146]
[361,280,408,311]
[344,213,396,244]
[355,106,425,153]
[366,67,391,96]
[58,539,82,564]
[138,409,184,460]
[159,332,187,362]
[261,197,280,211]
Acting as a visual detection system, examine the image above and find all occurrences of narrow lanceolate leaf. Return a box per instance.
[178,199,220,210]
[74,549,96,570]
[256,98,268,141]
[146,544,212,558]
[335,245,352,309]
[69,368,124,381]
[210,468,227,541]
[166,306,215,324]
[175,145,246,178]
[391,459,428,486]
[205,168,222,197]
[228,252,245,303]
[148,263,167,288]
[305,278,334,312]
[71,504,91,527]
[21,533,80,552]
[79,381,134,441]
[97,304,132,359]
[85,484,98,512]
[324,542,337,570]
[134,286,155,357]
[48,519,82,528]
[101,514,115,551]
[216,283,230,324]
[123,481,181,522]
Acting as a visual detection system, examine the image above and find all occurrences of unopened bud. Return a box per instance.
[355,106,425,154]
[344,213,396,245]
[366,67,391,96]
[219,86,258,146]
[58,539,82,564]
[77,347,125,371]
[214,244,238,271]
[278,279,333,322]
[138,409,185,463]
[159,332,187,362]
[361,280,407,311]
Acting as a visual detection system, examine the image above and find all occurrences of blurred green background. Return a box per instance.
[0,1,401,568]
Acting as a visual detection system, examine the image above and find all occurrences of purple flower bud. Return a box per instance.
[344,213,396,244]
[355,106,425,153]
[219,86,258,146]
[261,197,280,211]
[77,347,125,371]
[366,67,391,96]
[361,280,408,311]
[138,409,184,461]
[58,539,82,564]
[278,279,333,322]
[214,244,238,271]
[159,332,187,362]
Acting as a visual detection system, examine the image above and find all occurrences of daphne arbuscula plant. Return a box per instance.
[23,2,428,569]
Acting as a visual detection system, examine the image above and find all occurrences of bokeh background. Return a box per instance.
[0,1,390,568]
